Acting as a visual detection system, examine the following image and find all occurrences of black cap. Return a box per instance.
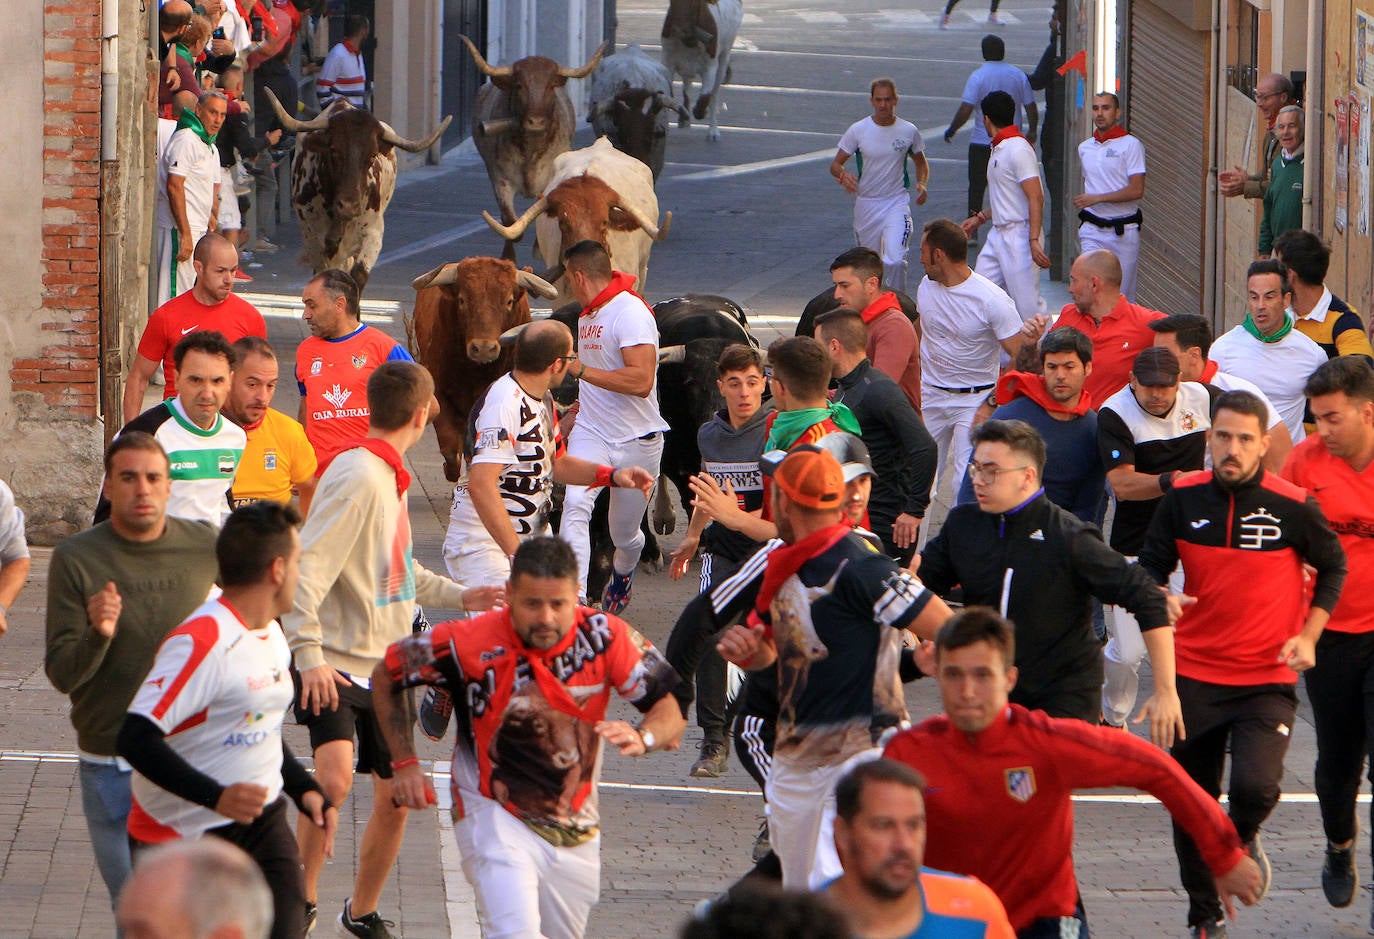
[1132,346,1181,387]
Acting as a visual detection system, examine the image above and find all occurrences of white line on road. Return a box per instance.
[374,219,492,269]
[670,148,834,181]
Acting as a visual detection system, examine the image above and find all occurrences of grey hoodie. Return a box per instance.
[697,401,776,564]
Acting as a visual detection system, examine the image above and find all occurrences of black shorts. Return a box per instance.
[291,670,395,779]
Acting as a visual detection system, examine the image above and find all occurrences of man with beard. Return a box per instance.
[224,336,316,511]
[1140,390,1346,937]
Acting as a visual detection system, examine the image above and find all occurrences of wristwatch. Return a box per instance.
[636,726,656,753]
[985,393,999,408]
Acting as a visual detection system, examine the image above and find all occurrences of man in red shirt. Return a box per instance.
[1281,356,1374,914]
[884,608,1262,939]
[124,232,267,422]
[829,247,922,411]
[1028,249,1164,403]
[295,269,414,473]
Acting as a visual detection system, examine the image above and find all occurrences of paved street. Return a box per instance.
[3,0,1373,936]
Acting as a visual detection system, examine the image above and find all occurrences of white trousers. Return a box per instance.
[453,792,601,939]
[1078,221,1141,302]
[921,385,987,493]
[975,220,1045,322]
[560,429,662,597]
[767,751,880,890]
[854,193,913,293]
[154,226,196,308]
[1102,560,1185,726]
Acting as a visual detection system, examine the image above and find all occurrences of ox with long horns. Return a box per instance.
[266,90,450,291]
[462,35,607,261]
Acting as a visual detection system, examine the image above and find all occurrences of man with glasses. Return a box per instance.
[1219,73,1295,202]
[916,418,1181,729]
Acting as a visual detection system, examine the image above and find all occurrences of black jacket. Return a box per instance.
[919,491,1169,722]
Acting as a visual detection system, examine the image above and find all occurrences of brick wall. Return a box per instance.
[21,2,102,418]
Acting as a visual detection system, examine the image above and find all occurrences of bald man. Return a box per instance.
[1025,250,1165,403]
[118,839,272,939]
[1219,73,1295,201]
[124,232,267,422]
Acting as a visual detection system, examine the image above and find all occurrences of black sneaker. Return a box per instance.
[338,899,396,938]
[1323,838,1358,908]
[1190,920,1227,938]
[1248,834,1272,902]
[690,740,729,778]
[418,686,453,741]
[751,819,771,863]
[304,901,316,936]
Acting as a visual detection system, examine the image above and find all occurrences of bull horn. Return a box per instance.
[515,269,559,299]
[381,115,453,153]
[460,34,512,78]
[658,345,687,364]
[411,263,462,290]
[499,322,531,346]
[483,196,548,242]
[558,41,608,80]
[480,117,516,135]
[661,94,692,122]
[540,263,565,285]
[619,202,672,242]
[264,87,331,133]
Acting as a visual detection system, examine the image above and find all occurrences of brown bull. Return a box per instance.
[408,258,558,480]
[462,35,606,262]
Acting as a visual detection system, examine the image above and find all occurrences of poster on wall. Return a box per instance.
[1359,10,1374,93]
[1358,91,1372,236]
[1336,96,1350,234]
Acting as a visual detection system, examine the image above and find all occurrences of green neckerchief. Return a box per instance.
[176,107,217,147]
[175,41,195,64]
[766,404,862,451]
[1242,311,1294,344]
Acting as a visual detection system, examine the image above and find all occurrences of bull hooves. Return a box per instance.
[653,517,677,536]
[707,129,721,142]
[639,554,665,574]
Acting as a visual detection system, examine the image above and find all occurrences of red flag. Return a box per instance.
[1057,49,1087,78]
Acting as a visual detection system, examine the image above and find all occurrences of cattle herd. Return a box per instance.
[271,0,749,578]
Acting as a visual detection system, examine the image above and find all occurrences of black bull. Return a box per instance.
[546,295,757,599]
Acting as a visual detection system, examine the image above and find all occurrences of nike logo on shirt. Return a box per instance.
[181,325,199,335]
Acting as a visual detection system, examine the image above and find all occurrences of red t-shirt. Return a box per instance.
[137,292,268,399]
[295,325,413,472]
[1051,295,1165,403]
[1281,434,1374,633]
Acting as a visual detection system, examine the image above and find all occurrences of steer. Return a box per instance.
[587,43,689,180]
[462,35,605,261]
[408,258,558,481]
[661,0,744,141]
[484,137,670,307]
[265,90,450,291]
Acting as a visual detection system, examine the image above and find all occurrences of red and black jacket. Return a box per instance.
[1139,469,1346,686]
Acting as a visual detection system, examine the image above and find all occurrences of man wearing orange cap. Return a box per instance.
[717,445,953,889]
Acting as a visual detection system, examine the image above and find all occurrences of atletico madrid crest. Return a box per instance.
[1005,767,1036,802]
[352,354,369,369]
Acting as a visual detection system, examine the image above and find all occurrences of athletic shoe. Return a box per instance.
[1248,834,1272,902]
[304,901,317,936]
[234,269,254,282]
[940,13,950,27]
[690,739,729,778]
[1189,920,1226,939]
[418,686,453,741]
[338,899,396,938]
[601,569,635,615]
[1323,838,1357,908]
[751,819,771,863]
[251,238,280,254]
[988,11,1004,24]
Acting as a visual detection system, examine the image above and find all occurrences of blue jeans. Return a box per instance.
[78,759,132,907]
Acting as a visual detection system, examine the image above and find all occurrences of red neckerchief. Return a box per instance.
[747,522,853,633]
[343,39,361,54]
[1092,124,1128,143]
[333,438,411,498]
[1200,359,1220,383]
[508,608,602,721]
[579,271,643,318]
[995,371,1093,416]
[991,126,1023,147]
[859,291,903,325]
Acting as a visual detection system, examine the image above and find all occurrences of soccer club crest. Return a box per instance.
[1004,767,1036,803]
[351,354,369,369]
[310,358,323,376]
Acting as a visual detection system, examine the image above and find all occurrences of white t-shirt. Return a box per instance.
[837,116,925,201]
[961,62,1035,146]
[157,127,221,237]
[128,599,293,840]
[916,271,1022,388]
[1207,368,1282,432]
[448,372,561,545]
[1078,133,1147,219]
[1209,323,1328,442]
[576,290,669,443]
[987,134,1040,225]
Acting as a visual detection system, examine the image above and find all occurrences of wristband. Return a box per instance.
[595,465,615,488]
[576,361,587,380]
[390,756,420,772]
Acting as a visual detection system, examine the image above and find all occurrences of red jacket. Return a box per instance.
[884,704,1244,930]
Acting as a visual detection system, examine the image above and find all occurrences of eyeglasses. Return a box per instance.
[966,461,1031,483]
[558,354,578,362]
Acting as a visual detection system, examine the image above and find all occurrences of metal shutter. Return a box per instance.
[1130,0,1209,315]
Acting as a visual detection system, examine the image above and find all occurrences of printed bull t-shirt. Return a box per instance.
[296,324,414,471]
[381,606,680,846]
